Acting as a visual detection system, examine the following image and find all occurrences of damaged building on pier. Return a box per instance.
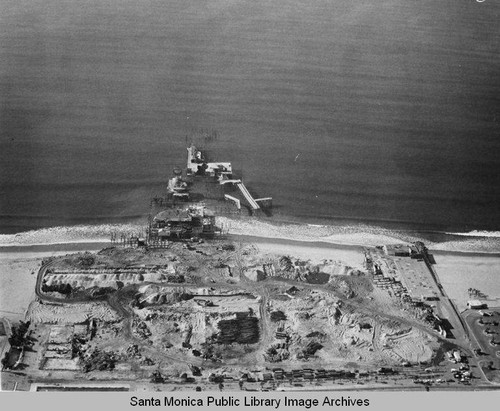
[148,205,218,242]
[145,144,272,245]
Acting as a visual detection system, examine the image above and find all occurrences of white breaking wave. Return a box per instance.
[220,217,419,246]
[0,223,144,247]
[1,219,499,254]
[444,230,500,238]
[219,217,500,253]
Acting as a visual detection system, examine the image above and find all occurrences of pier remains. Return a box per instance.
[145,145,272,246]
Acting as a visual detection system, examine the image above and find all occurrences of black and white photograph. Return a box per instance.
[1,0,499,405]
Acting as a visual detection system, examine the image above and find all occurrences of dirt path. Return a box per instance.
[35,255,470,372]
[372,321,381,353]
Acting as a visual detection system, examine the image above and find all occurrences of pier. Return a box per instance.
[185,144,271,214]
[236,183,260,210]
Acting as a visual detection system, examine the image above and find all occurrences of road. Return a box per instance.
[35,258,470,362]
[31,248,496,390]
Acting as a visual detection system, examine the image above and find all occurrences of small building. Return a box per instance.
[167,176,190,201]
[186,145,232,177]
[467,300,487,309]
[383,244,412,257]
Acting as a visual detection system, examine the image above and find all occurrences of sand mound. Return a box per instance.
[245,269,267,282]
[26,301,120,324]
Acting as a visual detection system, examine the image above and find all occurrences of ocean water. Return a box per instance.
[1,0,500,242]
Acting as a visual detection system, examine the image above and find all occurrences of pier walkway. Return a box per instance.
[237,183,260,210]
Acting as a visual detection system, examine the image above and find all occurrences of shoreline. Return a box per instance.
[2,227,500,336]
[0,242,109,254]
[1,216,500,256]
[1,231,500,258]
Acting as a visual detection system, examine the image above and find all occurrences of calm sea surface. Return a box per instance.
[1,0,500,234]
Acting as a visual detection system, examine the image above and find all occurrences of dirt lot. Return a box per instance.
[2,240,467,391]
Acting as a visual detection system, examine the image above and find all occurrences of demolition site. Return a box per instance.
[2,146,499,392]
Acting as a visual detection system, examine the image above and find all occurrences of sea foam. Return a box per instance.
[444,230,500,238]
[0,223,144,247]
[1,219,499,254]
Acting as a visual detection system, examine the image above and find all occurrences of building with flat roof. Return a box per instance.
[467,300,487,309]
[392,256,441,301]
[186,145,232,177]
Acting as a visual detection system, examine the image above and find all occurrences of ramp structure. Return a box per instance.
[237,183,260,210]
[183,144,271,214]
[224,194,241,210]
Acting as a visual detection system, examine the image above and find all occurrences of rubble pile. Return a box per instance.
[217,313,259,345]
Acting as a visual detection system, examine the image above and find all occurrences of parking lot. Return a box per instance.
[463,308,500,383]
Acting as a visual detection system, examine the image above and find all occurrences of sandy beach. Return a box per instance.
[2,228,500,325]
[233,235,500,312]
[0,249,100,323]
[432,252,500,312]
[2,227,500,394]
[0,236,363,325]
